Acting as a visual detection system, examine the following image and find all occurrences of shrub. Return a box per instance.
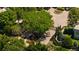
[2,39,25,51]
[72,39,79,50]
[54,46,68,51]
[10,25,21,36]
[62,35,73,49]
[3,25,21,36]
[25,42,48,51]
[0,34,25,51]
[3,25,12,35]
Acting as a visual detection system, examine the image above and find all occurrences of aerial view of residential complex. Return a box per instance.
[0,7,79,51]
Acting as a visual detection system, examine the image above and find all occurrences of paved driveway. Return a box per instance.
[48,8,69,27]
[41,8,69,45]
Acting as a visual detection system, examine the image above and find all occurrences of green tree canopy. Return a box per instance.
[0,7,53,39]
[22,10,52,34]
[0,9,17,25]
[68,8,79,26]
[0,34,25,51]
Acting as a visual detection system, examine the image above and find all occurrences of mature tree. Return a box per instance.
[0,9,17,34]
[0,8,24,35]
[68,8,79,26]
[0,7,53,39]
[22,10,52,39]
[0,9,17,25]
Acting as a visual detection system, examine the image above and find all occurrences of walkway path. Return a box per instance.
[41,8,69,45]
[41,29,55,45]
